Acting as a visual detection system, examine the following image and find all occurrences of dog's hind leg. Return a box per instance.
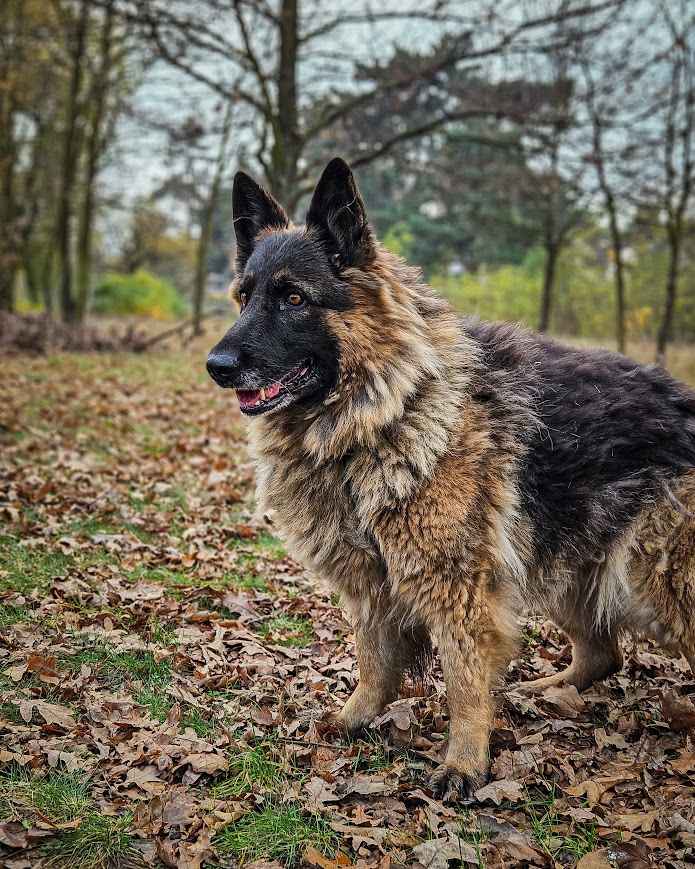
[518,577,624,694]
[336,601,430,735]
[518,627,623,693]
[628,479,695,678]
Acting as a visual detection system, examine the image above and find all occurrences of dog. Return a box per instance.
[207,157,695,800]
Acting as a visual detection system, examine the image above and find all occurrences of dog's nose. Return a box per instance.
[206,351,241,387]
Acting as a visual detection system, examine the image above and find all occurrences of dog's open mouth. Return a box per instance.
[236,362,313,415]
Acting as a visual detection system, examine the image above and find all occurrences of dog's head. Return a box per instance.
[207,158,377,416]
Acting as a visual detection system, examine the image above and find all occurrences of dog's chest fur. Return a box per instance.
[248,359,528,623]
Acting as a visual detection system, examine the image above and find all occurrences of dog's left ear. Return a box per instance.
[306,158,375,267]
[232,171,289,271]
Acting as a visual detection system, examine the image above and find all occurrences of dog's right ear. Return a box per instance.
[306,157,375,268]
[232,172,289,270]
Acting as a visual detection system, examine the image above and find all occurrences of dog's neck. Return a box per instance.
[249,251,478,482]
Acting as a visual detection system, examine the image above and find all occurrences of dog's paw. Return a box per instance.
[429,764,488,803]
[328,708,369,739]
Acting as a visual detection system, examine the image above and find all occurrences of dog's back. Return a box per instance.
[465,319,695,572]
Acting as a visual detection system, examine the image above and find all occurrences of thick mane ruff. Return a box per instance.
[252,244,479,467]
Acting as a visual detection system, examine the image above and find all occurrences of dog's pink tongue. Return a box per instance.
[236,382,281,408]
[237,389,261,408]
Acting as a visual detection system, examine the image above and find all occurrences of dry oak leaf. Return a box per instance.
[0,822,28,849]
[611,810,661,833]
[576,852,614,869]
[182,752,228,774]
[473,778,525,805]
[412,837,479,868]
[670,750,695,774]
[661,690,695,732]
[539,684,586,717]
[125,765,167,794]
[17,699,76,729]
[594,727,629,750]
[372,700,414,731]
[304,845,352,868]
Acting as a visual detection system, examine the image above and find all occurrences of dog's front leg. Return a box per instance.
[429,586,516,801]
[337,606,429,735]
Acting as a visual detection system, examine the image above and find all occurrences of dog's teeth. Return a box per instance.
[260,388,266,401]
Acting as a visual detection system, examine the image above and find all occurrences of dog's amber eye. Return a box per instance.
[287,292,304,307]
[239,292,247,310]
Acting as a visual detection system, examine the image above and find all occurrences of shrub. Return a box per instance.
[92,270,187,319]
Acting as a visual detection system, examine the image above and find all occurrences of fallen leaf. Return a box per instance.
[576,852,614,869]
[473,778,524,805]
[661,690,695,731]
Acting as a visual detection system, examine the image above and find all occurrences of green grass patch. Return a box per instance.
[182,708,219,738]
[0,536,75,595]
[64,644,172,691]
[134,688,173,722]
[524,785,598,861]
[458,811,489,869]
[351,734,394,774]
[212,743,286,798]
[66,517,121,537]
[0,701,25,724]
[0,766,91,823]
[226,570,267,592]
[0,602,31,627]
[214,804,336,866]
[254,531,287,560]
[559,823,599,861]
[147,617,178,646]
[43,812,137,869]
[257,614,314,647]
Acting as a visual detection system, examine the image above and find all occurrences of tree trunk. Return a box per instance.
[55,0,89,324]
[538,242,558,332]
[76,0,114,321]
[0,5,18,313]
[270,0,300,210]
[40,247,55,315]
[192,103,233,335]
[605,198,626,354]
[656,225,681,367]
[0,267,17,313]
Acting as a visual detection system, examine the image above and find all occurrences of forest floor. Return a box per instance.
[1,328,694,869]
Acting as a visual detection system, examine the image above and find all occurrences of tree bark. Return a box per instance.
[55,0,89,324]
[76,0,115,321]
[605,198,627,354]
[0,267,17,313]
[269,0,300,210]
[538,241,559,333]
[192,103,233,335]
[0,2,20,313]
[656,225,681,366]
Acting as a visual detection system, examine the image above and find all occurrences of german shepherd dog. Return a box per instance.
[207,158,695,800]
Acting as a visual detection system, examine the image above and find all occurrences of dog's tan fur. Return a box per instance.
[241,243,695,796]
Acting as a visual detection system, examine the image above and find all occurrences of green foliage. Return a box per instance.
[92,269,187,319]
[0,603,31,627]
[432,222,695,343]
[214,804,337,866]
[432,253,543,328]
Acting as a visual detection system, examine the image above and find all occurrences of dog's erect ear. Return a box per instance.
[232,171,289,270]
[306,158,375,267]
